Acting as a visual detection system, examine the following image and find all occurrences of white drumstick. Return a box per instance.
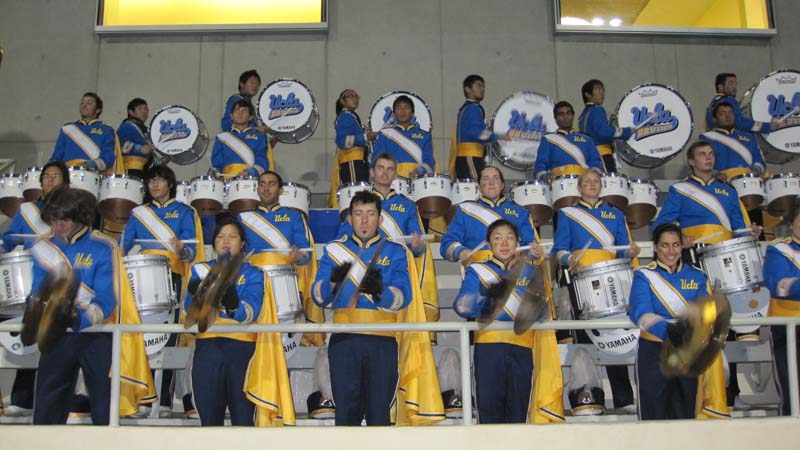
[775,106,800,125]
[573,241,593,264]
[602,245,632,252]
[694,231,724,244]
[387,234,434,242]
[257,247,314,253]
[733,226,760,235]
[459,240,488,279]
[134,239,199,244]
[6,233,42,239]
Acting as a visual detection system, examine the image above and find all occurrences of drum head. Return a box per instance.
[257,78,319,144]
[0,316,39,356]
[368,91,433,132]
[141,310,173,357]
[613,84,693,168]
[727,287,770,335]
[149,105,208,165]
[741,70,800,164]
[585,314,640,355]
[489,91,557,171]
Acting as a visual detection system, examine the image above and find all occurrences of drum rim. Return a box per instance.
[0,250,32,262]
[697,236,759,254]
[340,181,372,189]
[413,173,452,180]
[488,90,557,171]
[511,180,547,188]
[571,258,633,276]
[0,173,21,178]
[257,77,320,141]
[68,165,100,174]
[148,105,208,162]
[190,175,224,183]
[103,174,144,182]
[123,254,171,263]
[367,90,433,133]
[258,263,298,273]
[282,181,311,190]
[768,172,800,180]
[601,172,630,180]
[230,175,259,182]
[24,166,43,171]
[730,173,764,181]
[552,174,581,181]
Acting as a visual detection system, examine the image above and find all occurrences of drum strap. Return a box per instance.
[774,243,800,269]
[702,131,752,166]
[471,263,522,317]
[19,202,50,236]
[240,211,290,249]
[379,211,403,238]
[640,269,689,316]
[381,128,422,165]
[546,134,587,167]
[560,207,614,247]
[61,124,101,160]
[326,242,366,287]
[132,206,178,253]
[673,182,731,230]
[217,132,255,166]
[459,202,503,227]
[30,240,94,306]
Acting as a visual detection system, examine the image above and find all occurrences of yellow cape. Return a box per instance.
[695,353,731,419]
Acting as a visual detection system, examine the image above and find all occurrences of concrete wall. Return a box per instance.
[0,0,799,188]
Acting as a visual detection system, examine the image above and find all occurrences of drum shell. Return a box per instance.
[123,254,176,314]
[600,173,629,211]
[175,181,191,205]
[729,174,765,211]
[189,176,225,216]
[22,167,42,202]
[391,177,412,198]
[765,173,800,217]
[336,182,372,218]
[740,69,800,164]
[412,174,452,219]
[510,180,552,227]
[0,251,33,317]
[259,264,302,323]
[280,182,311,216]
[226,176,260,215]
[99,175,144,223]
[68,166,101,199]
[572,259,634,320]
[698,237,764,294]
[550,174,580,210]
[625,179,658,230]
[0,173,23,218]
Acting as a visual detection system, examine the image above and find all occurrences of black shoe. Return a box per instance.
[68,394,91,418]
[307,390,335,419]
[182,393,198,419]
[568,385,605,416]
[441,389,463,419]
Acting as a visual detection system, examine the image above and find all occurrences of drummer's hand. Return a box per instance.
[778,277,798,297]
[716,172,728,184]
[288,245,302,264]
[171,237,185,256]
[682,235,695,249]
[567,254,578,270]
[527,242,543,260]
[366,131,379,141]
[629,241,641,258]
[458,249,471,264]
[140,144,155,155]
[238,170,249,177]
[749,222,763,238]
[771,118,782,131]
[410,232,423,252]
[255,124,269,134]
[268,135,280,149]
[208,168,218,177]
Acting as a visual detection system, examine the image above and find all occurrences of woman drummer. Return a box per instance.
[764,204,800,416]
[184,218,264,426]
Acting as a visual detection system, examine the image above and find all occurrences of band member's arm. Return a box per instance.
[585,136,605,172]
[89,128,116,172]
[650,186,681,232]
[532,138,552,181]
[120,215,138,255]
[585,107,632,142]
[375,247,412,311]
[178,210,198,262]
[335,112,367,149]
[311,249,336,307]
[751,142,767,176]
[221,265,263,323]
[293,213,313,265]
[369,133,387,166]
[765,245,800,299]
[452,266,486,318]
[182,265,202,313]
[460,105,496,143]
[210,137,225,174]
[551,210,572,266]
[728,97,772,134]
[74,245,117,330]
[517,211,537,247]
[613,215,632,258]
[220,95,238,132]
[420,134,436,175]
[49,130,67,163]
[440,208,467,262]
[729,196,752,234]
[628,271,667,342]
[249,134,269,177]
[1,211,26,252]
[408,210,426,257]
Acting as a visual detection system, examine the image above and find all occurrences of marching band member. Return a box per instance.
[183,219,264,426]
[448,74,502,180]
[328,89,377,208]
[551,169,640,413]
[441,165,538,265]
[578,79,632,173]
[453,219,563,424]
[117,98,155,179]
[705,73,778,133]
[312,191,444,426]
[701,101,767,182]
[371,95,436,177]
[629,223,728,420]
[221,69,261,132]
[30,187,154,424]
[49,92,123,174]
[121,164,204,416]
[533,101,604,181]
[211,99,273,178]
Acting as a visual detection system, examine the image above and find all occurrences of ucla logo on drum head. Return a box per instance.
[269,93,305,119]
[767,92,800,125]
[506,110,547,140]
[158,118,192,143]
[631,102,679,141]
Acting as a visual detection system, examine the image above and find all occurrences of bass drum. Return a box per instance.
[741,69,800,164]
[368,91,432,132]
[489,91,557,171]
[257,78,319,144]
[149,105,209,165]
[613,83,693,168]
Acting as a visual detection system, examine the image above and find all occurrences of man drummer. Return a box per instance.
[211,99,273,178]
[221,69,261,132]
[371,95,436,178]
[117,98,155,179]
[705,73,779,133]
[578,79,632,173]
[551,169,640,413]
[49,92,122,174]
[534,101,604,182]
[701,101,767,183]
[448,75,504,180]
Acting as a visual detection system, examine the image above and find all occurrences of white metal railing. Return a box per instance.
[0,316,798,426]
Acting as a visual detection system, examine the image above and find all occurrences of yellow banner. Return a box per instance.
[101,0,324,26]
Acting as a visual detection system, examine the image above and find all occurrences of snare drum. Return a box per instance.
[613,83,694,168]
[550,174,580,210]
[600,173,629,211]
[451,179,480,205]
[0,173,22,218]
[189,176,225,216]
[226,176,259,215]
[0,316,39,356]
[123,254,176,314]
[729,173,766,211]
[99,174,144,223]
[150,105,209,165]
[740,69,800,164]
[510,180,552,227]
[626,179,658,230]
[337,182,372,218]
[391,176,412,198]
[260,264,303,323]
[257,78,319,144]
[489,91,558,170]
[698,236,764,294]
[412,174,453,219]
[22,166,42,202]
[727,287,770,335]
[68,166,101,199]
[175,181,191,205]
[369,91,432,132]
[140,309,174,357]
[766,173,800,217]
[0,250,33,317]
[280,182,311,216]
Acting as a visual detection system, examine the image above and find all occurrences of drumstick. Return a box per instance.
[694,231,724,244]
[6,233,42,239]
[256,247,314,253]
[387,234,434,242]
[733,226,761,235]
[775,106,800,125]
[134,239,199,244]
[573,241,593,264]
[459,240,488,278]
[602,244,632,252]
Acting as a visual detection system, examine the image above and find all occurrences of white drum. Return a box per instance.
[412,174,453,219]
[698,237,764,294]
[0,316,39,356]
[729,173,766,211]
[98,174,144,223]
[260,264,304,361]
[510,180,552,227]
[369,91,432,132]
[727,287,770,335]
[0,173,22,218]
[257,78,319,144]
[175,181,191,205]
[740,69,800,164]
[123,254,176,315]
[489,91,558,170]
[391,176,411,198]
[226,176,259,215]
[22,166,42,202]
[451,179,480,205]
[600,173,629,211]
[613,83,694,168]
[766,173,800,217]
[280,182,311,216]
[150,105,209,165]
[626,179,658,230]
[189,176,225,216]
[140,309,174,357]
[0,250,33,317]
[550,174,580,210]
[68,165,101,199]
[337,182,372,217]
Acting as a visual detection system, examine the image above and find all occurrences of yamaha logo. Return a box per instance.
[777,75,797,85]
[638,88,658,98]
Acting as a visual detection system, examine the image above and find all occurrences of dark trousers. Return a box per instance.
[339,160,370,185]
[33,333,112,425]
[474,342,533,424]
[601,153,617,174]
[11,369,36,409]
[156,272,183,408]
[770,325,800,416]
[454,156,485,180]
[192,338,256,426]
[328,333,398,426]
[636,339,697,420]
